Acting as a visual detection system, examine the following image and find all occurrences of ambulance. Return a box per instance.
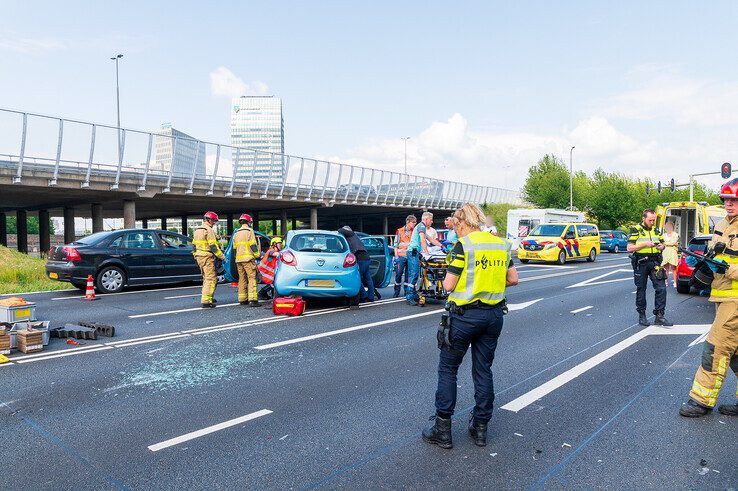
[517,222,601,265]
[655,201,726,248]
[506,208,585,250]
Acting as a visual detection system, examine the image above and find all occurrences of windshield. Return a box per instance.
[73,231,112,245]
[530,225,566,237]
[290,233,347,253]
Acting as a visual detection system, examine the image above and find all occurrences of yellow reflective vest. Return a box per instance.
[192,221,225,260]
[232,225,260,263]
[627,224,663,256]
[709,216,738,302]
[447,231,510,307]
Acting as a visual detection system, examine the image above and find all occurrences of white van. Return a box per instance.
[506,208,585,250]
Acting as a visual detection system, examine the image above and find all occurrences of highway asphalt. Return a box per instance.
[1,253,736,490]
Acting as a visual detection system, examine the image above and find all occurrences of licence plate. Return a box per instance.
[49,272,59,279]
[527,252,539,258]
[306,279,335,288]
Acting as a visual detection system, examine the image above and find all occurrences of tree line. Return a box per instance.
[521,155,722,230]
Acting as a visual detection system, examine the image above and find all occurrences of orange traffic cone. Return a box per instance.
[84,275,97,301]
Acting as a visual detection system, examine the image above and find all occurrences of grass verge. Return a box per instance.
[0,246,73,294]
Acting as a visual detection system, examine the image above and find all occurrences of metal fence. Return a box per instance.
[0,108,520,210]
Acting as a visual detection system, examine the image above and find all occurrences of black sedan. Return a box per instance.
[46,229,204,293]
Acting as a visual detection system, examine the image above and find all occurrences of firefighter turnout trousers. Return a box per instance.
[237,261,258,302]
[689,301,738,407]
[196,255,218,304]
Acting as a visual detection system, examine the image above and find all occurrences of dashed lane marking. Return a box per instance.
[570,305,593,314]
[164,293,201,300]
[148,409,273,452]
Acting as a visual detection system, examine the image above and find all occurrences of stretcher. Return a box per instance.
[417,252,449,305]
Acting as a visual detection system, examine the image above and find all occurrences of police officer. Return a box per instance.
[627,209,673,327]
[232,213,261,307]
[193,211,225,308]
[422,203,518,449]
[679,178,738,418]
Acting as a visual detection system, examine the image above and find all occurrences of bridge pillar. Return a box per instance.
[292,218,297,230]
[226,214,234,237]
[310,208,318,229]
[141,218,148,229]
[16,210,28,254]
[123,200,136,229]
[39,210,50,257]
[281,210,288,235]
[382,215,389,236]
[91,204,104,233]
[0,212,6,247]
[181,216,188,236]
[357,217,364,233]
[63,207,75,244]
[161,217,167,230]
[253,212,260,233]
[271,219,277,235]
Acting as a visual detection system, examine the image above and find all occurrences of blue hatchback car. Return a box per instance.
[599,230,628,253]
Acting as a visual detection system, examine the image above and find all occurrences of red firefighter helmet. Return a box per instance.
[719,178,738,200]
[203,211,219,221]
[239,213,253,223]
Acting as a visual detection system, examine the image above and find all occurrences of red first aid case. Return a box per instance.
[273,296,306,316]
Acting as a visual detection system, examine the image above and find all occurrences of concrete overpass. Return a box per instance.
[0,108,520,253]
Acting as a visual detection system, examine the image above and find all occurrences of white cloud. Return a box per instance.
[0,37,67,53]
[209,66,269,98]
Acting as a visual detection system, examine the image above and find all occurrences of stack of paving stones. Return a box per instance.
[0,328,10,355]
[16,329,44,354]
[50,321,115,340]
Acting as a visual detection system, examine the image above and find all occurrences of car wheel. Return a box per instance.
[612,245,619,254]
[587,248,597,262]
[95,266,126,294]
[519,259,530,264]
[676,281,691,294]
[557,250,566,265]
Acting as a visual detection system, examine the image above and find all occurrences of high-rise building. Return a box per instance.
[230,96,284,181]
[154,124,206,178]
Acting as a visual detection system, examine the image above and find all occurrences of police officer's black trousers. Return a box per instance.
[435,306,503,424]
[633,258,666,315]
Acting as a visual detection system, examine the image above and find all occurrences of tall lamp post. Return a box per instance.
[110,54,123,164]
[401,137,410,176]
[569,146,575,210]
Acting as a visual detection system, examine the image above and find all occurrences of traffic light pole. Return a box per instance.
[688,170,734,201]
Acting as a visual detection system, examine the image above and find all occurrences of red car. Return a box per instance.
[676,235,712,294]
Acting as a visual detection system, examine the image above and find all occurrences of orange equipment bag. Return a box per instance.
[272,296,306,316]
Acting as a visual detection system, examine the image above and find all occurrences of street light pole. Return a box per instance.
[110,54,123,163]
[569,146,575,210]
[401,137,410,176]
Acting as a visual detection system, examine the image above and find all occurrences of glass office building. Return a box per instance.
[154,124,206,178]
[230,96,285,181]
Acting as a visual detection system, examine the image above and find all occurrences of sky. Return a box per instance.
[2,0,738,192]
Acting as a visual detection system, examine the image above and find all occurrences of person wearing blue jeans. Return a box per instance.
[338,225,375,303]
[405,212,444,305]
[405,250,420,304]
[394,255,408,297]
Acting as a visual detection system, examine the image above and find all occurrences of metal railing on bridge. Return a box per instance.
[0,108,520,210]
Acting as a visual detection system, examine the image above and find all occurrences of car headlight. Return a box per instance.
[543,243,557,250]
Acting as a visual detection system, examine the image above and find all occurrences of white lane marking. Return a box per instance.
[14,346,115,364]
[165,294,201,300]
[501,324,711,412]
[689,331,710,347]
[566,269,632,288]
[0,362,15,367]
[508,299,542,311]
[519,264,575,270]
[254,309,445,350]
[570,306,593,314]
[148,409,272,452]
[52,284,200,301]
[254,299,541,350]
[518,263,627,283]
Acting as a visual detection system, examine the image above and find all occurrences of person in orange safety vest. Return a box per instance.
[393,215,417,298]
[257,237,283,300]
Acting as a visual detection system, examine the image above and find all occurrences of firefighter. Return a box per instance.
[627,209,673,327]
[422,203,518,449]
[193,211,225,308]
[258,237,283,300]
[393,215,416,298]
[679,178,738,418]
[232,213,261,306]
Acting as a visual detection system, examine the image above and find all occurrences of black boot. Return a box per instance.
[201,302,216,309]
[422,415,452,449]
[718,401,738,416]
[374,288,382,300]
[679,399,711,418]
[468,413,487,447]
[239,301,248,306]
[638,311,650,327]
[248,300,260,307]
[654,313,673,326]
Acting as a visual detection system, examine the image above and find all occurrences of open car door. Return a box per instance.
[360,235,393,288]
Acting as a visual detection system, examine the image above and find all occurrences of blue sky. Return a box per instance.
[2,0,738,190]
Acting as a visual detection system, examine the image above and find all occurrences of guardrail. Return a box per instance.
[0,108,520,210]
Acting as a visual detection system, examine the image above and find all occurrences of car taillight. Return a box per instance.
[63,246,82,262]
[343,253,357,268]
[609,233,614,238]
[281,251,297,266]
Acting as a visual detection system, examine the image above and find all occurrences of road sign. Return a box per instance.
[721,162,732,179]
